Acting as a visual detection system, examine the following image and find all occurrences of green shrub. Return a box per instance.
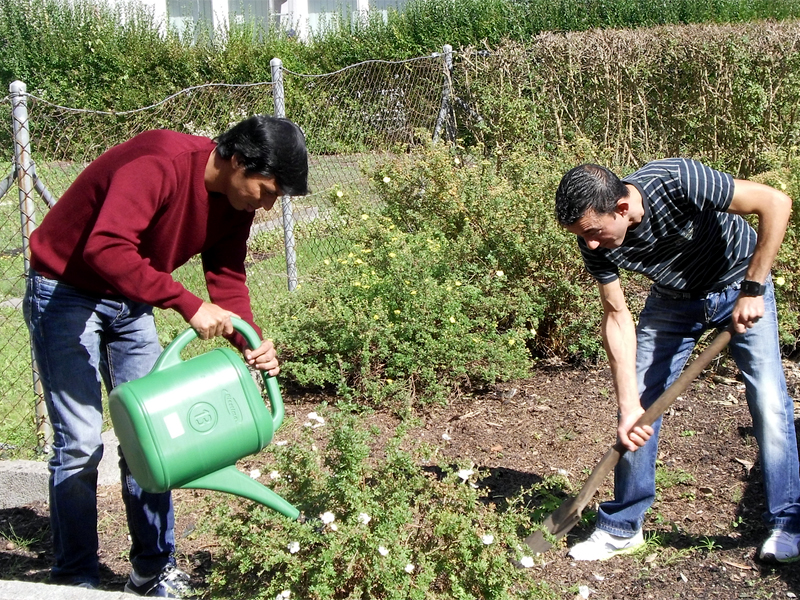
[751,159,800,353]
[5,0,800,112]
[207,413,560,600]
[263,144,610,405]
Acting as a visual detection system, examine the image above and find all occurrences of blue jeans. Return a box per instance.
[597,278,800,537]
[23,270,175,587]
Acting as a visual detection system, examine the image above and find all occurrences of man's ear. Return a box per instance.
[615,199,629,217]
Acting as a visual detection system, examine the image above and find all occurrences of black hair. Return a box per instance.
[215,115,309,196]
[554,164,629,226]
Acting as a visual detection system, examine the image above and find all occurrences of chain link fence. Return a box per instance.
[0,50,451,460]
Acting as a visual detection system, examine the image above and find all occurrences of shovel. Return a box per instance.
[523,327,733,554]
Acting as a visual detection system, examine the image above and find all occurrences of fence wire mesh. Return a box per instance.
[1,53,450,459]
[264,55,446,285]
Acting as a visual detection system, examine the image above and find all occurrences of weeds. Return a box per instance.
[0,522,46,551]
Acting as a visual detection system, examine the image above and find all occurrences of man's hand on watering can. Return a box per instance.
[189,302,237,339]
[245,339,280,376]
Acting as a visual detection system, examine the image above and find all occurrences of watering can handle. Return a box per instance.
[153,317,285,431]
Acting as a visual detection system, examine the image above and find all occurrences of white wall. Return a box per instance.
[113,0,406,39]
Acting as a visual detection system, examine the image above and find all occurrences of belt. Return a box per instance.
[650,284,708,301]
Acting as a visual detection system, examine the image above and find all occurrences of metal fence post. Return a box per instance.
[10,80,50,452]
[433,44,455,143]
[270,57,298,292]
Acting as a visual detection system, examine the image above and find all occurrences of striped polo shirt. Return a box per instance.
[578,158,755,293]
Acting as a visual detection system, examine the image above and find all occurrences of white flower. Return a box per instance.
[496,270,504,277]
[457,469,474,482]
[306,412,325,428]
[249,469,261,479]
[383,176,391,183]
[442,433,452,441]
[320,511,336,525]
[519,555,534,568]
[378,546,390,556]
[404,563,414,573]
[287,541,300,554]
[776,276,786,286]
[330,523,338,531]
[269,470,281,480]
[481,534,494,545]
[336,190,344,197]
[579,585,590,599]
[358,512,372,525]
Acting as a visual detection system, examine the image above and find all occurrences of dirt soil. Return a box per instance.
[3,357,800,599]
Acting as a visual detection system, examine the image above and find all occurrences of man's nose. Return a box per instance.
[260,194,277,209]
[586,238,600,250]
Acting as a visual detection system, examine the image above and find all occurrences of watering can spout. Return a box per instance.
[109,318,298,518]
[181,466,300,519]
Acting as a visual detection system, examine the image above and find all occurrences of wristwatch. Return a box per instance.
[740,280,766,296]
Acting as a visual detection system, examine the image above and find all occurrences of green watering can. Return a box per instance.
[109,317,299,519]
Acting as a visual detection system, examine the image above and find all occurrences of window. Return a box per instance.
[168,0,213,36]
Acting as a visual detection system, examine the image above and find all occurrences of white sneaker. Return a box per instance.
[759,529,800,563]
[568,528,645,561]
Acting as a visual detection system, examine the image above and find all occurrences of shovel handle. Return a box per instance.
[570,327,732,513]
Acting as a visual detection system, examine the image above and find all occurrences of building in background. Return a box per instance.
[134,0,406,39]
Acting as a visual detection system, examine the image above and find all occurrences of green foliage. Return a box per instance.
[655,463,696,490]
[458,24,800,177]
[752,160,800,354]
[208,414,557,600]
[4,0,800,112]
[264,144,606,405]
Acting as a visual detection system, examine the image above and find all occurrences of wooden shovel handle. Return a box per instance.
[570,328,733,513]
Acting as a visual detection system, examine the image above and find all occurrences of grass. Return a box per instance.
[0,306,42,459]
[655,464,696,489]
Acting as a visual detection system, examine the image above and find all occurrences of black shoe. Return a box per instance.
[124,564,196,598]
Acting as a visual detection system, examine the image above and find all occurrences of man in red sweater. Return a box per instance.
[23,115,308,596]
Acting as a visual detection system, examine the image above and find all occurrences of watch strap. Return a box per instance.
[740,279,766,296]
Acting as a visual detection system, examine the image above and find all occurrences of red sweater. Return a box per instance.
[30,130,260,338]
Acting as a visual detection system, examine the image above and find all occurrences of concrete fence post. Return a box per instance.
[433,44,454,143]
[10,80,50,453]
[271,57,298,292]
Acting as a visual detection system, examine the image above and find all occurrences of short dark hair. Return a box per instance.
[554,164,629,226]
[215,115,309,196]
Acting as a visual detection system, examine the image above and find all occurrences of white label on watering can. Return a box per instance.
[163,412,185,439]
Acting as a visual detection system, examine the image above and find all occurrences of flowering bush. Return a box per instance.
[267,144,605,406]
[207,413,561,600]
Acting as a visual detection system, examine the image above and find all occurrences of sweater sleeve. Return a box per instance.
[82,155,204,320]
[202,219,263,351]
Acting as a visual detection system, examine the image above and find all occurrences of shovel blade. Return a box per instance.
[523,328,733,556]
[523,496,582,554]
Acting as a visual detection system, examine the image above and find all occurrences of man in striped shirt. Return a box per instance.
[555,158,800,563]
